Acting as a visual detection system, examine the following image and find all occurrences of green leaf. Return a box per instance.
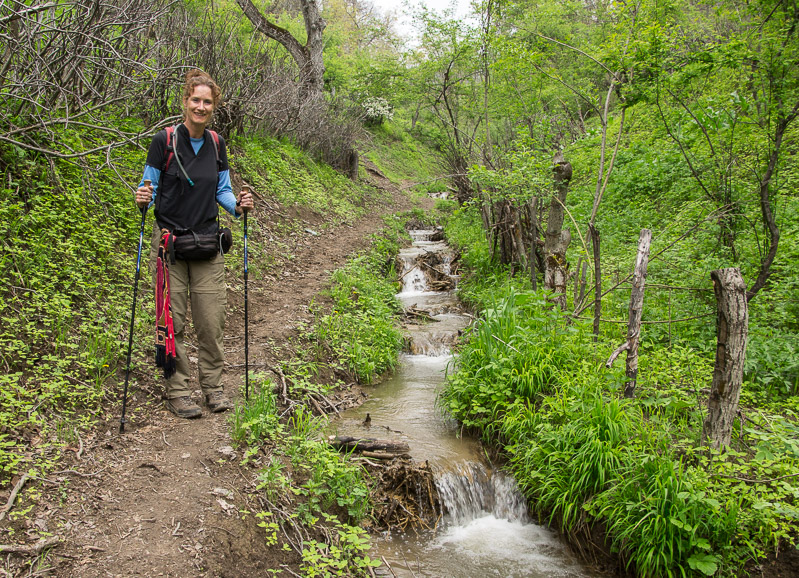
[687,553,718,576]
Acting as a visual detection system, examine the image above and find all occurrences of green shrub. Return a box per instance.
[231,135,372,222]
[0,137,148,481]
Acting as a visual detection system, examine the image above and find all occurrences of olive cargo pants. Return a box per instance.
[150,226,226,399]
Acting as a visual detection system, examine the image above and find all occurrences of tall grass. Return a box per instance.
[231,376,283,446]
[441,289,593,436]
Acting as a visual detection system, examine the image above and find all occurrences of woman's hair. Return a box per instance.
[182,69,222,107]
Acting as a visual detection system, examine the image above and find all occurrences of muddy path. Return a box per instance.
[3,168,427,577]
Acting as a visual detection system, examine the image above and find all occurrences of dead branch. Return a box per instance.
[606,342,630,368]
[330,436,410,454]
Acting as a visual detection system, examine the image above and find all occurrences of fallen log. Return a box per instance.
[329,435,410,454]
[362,451,411,460]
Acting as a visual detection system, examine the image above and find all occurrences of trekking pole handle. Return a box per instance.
[242,185,249,272]
[137,179,152,212]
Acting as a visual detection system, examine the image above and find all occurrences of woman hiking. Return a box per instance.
[134,69,254,419]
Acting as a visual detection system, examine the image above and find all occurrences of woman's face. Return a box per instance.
[184,85,215,128]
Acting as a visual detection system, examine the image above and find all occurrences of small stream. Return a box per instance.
[334,229,595,577]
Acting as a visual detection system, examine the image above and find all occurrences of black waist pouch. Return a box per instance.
[172,227,232,261]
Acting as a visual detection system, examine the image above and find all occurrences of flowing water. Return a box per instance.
[333,229,596,577]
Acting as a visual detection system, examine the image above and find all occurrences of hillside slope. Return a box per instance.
[0,167,419,577]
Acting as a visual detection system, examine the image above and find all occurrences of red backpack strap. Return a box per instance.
[207,129,221,170]
[163,126,221,172]
[163,125,176,172]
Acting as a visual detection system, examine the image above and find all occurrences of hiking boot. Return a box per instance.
[205,391,233,413]
[165,396,202,419]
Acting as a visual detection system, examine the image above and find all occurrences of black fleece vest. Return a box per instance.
[153,125,219,235]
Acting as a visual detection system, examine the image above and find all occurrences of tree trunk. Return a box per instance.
[590,225,601,341]
[544,152,572,309]
[299,0,326,97]
[703,268,749,450]
[525,196,538,290]
[746,113,795,301]
[236,0,325,99]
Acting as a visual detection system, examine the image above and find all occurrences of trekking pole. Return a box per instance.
[243,185,250,401]
[120,180,149,433]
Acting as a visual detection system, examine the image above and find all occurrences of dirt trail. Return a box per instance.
[8,170,422,577]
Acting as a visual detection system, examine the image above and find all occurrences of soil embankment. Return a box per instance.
[3,171,421,577]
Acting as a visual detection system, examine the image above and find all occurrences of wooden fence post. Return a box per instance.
[606,229,652,398]
[527,196,538,290]
[703,268,748,449]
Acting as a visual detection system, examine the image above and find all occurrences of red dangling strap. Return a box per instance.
[155,230,177,379]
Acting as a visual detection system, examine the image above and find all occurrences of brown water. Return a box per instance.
[333,229,596,577]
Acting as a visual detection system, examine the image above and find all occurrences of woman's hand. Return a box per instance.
[135,180,153,209]
[236,186,254,214]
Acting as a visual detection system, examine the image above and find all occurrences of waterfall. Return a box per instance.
[435,462,530,526]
